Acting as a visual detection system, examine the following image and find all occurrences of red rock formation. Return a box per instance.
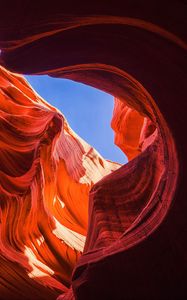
[0,1,186,300]
[0,65,121,299]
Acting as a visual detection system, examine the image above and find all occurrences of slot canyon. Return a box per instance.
[0,2,186,300]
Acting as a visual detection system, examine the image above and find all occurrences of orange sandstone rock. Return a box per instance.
[0,66,119,298]
[0,2,185,300]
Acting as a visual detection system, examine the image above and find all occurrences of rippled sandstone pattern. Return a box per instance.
[0,65,122,298]
[0,1,186,300]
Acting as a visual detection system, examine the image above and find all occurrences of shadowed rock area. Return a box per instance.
[0,1,186,300]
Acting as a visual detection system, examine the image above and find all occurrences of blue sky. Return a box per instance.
[25,75,127,164]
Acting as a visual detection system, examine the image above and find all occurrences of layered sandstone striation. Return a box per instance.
[0,64,152,299]
[0,66,120,298]
[0,1,186,300]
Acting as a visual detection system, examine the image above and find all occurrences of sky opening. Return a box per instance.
[25,75,127,164]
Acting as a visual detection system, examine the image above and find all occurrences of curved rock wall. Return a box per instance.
[0,1,186,300]
[0,66,120,299]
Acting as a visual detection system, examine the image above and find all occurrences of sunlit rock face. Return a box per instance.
[0,66,121,298]
[0,2,186,300]
[0,65,153,300]
[111,97,156,161]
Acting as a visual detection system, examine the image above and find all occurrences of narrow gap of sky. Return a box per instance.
[25,75,127,164]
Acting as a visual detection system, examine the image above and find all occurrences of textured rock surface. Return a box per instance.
[0,66,121,299]
[0,1,186,300]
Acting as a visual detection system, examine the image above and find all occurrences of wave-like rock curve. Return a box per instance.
[0,65,122,298]
[0,2,186,300]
